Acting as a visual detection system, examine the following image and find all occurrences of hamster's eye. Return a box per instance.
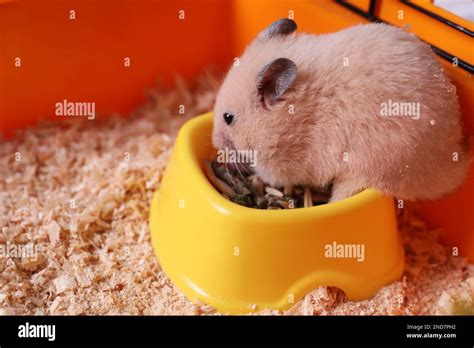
[223,112,234,125]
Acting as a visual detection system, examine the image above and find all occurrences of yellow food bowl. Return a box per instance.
[149,113,405,314]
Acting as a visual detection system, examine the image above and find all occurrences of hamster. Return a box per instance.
[212,18,470,202]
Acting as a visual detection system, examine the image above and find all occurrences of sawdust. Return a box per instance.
[0,70,472,315]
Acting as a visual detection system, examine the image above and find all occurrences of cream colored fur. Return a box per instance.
[213,21,469,202]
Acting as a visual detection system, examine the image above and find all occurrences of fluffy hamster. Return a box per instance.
[212,18,469,202]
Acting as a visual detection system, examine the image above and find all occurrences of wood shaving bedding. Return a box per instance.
[0,69,472,315]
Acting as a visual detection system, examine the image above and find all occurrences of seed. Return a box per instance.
[204,161,236,197]
[213,162,251,195]
[249,175,264,196]
[304,187,313,208]
[232,194,253,207]
[265,187,284,197]
[213,164,236,186]
[266,195,281,207]
[256,196,268,209]
[204,160,329,209]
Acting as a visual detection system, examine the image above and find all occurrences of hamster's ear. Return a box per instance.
[256,58,297,106]
[257,18,297,41]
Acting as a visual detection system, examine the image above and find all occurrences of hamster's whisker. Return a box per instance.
[240,163,252,175]
[224,162,239,188]
[234,163,247,183]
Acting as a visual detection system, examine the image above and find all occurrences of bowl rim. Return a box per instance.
[180,113,387,220]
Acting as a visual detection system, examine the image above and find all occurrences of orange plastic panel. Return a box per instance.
[377,0,473,65]
[0,0,233,135]
[231,0,368,55]
[411,0,474,33]
[346,0,372,12]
